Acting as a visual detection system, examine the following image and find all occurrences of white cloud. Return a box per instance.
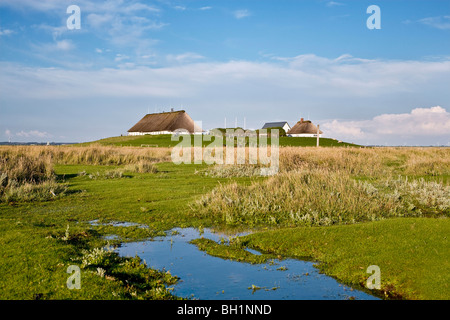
[166,52,205,63]
[31,39,76,53]
[0,28,14,36]
[322,106,450,145]
[1,54,449,101]
[233,9,251,19]
[15,130,52,138]
[1,54,449,144]
[55,40,75,51]
[326,1,344,7]
[4,1,166,52]
[0,0,159,14]
[199,6,212,11]
[418,16,450,30]
[0,0,65,11]
[115,54,130,62]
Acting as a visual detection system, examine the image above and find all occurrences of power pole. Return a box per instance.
[316,124,320,147]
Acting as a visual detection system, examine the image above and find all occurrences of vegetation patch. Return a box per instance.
[190,237,275,264]
[241,218,450,300]
[0,149,67,202]
[1,145,449,300]
[191,168,444,227]
[77,246,180,300]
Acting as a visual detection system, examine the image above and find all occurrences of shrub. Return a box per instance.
[1,180,67,202]
[191,168,414,227]
[0,150,63,202]
[124,160,158,173]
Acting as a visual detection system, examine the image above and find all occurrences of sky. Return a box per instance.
[0,0,449,146]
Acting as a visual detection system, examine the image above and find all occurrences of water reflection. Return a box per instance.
[116,227,378,300]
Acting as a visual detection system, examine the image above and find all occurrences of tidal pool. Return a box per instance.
[116,227,379,300]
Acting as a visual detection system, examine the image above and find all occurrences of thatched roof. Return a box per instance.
[287,119,323,135]
[128,110,202,133]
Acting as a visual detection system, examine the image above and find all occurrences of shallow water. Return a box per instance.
[116,227,379,300]
[89,219,148,228]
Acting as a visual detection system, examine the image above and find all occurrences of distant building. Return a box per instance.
[287,118,323,137]
[128,110,202,135]
[261,121,291,133]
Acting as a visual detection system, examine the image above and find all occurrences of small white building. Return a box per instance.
[261,121,291,133]
[287,118,323,137]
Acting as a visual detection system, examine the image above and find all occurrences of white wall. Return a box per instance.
[288,134,323,138]
[128,131,173,136]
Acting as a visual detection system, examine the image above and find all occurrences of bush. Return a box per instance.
[191,168,426,227]
[0,149,66,202]
[1,180,67,202]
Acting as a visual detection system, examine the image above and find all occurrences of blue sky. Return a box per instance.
[0,0,449,145]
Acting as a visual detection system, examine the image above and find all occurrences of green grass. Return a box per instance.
[240,218,450,300]
[190,238,274,264]
[1,145,449,300]
[0,161,256,299]
[81,134,360,148]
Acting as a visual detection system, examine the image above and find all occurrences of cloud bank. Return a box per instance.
[323,106,450,146]
[1,54,449,144]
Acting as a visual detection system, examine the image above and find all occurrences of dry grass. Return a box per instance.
[37,144,172,165]
[191,168,414,227]
[199,146,449,178]
[0,145,170,202]
[279,147,386,175]
[0,148,63,202]
[191,147,450,227]
[280,147,450,176]
[0,145,171,166]
[0,149,53,183]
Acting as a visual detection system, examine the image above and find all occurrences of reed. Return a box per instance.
[0,149,54,183]
[0,149,62,202]
[191,147,450,227]
[191,168,419,227]
[0,145,171,166]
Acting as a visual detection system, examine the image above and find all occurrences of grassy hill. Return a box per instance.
[80,134,361,148]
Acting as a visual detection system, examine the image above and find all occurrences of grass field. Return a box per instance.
[0,143,448,300]
[82,134,360,148]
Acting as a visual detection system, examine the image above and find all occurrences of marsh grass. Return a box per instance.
[37,145,171,165]
[1,180,67,202]
[0,145,171,166]
[280,147,450,176]
[124,160,159,174]
[383,177,450,213]
[0,150,66,202]
[77,247,179,299]
[191,147,450,227]
[0,150,53,183]
[197,164,265,178]
[0,146,166,201]
[191,168,414,227]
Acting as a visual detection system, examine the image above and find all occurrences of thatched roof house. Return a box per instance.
[287,118,323,137]
[128,110,202,135]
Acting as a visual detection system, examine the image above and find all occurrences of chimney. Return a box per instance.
[300,118,304,123]
[171,108,174,112]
